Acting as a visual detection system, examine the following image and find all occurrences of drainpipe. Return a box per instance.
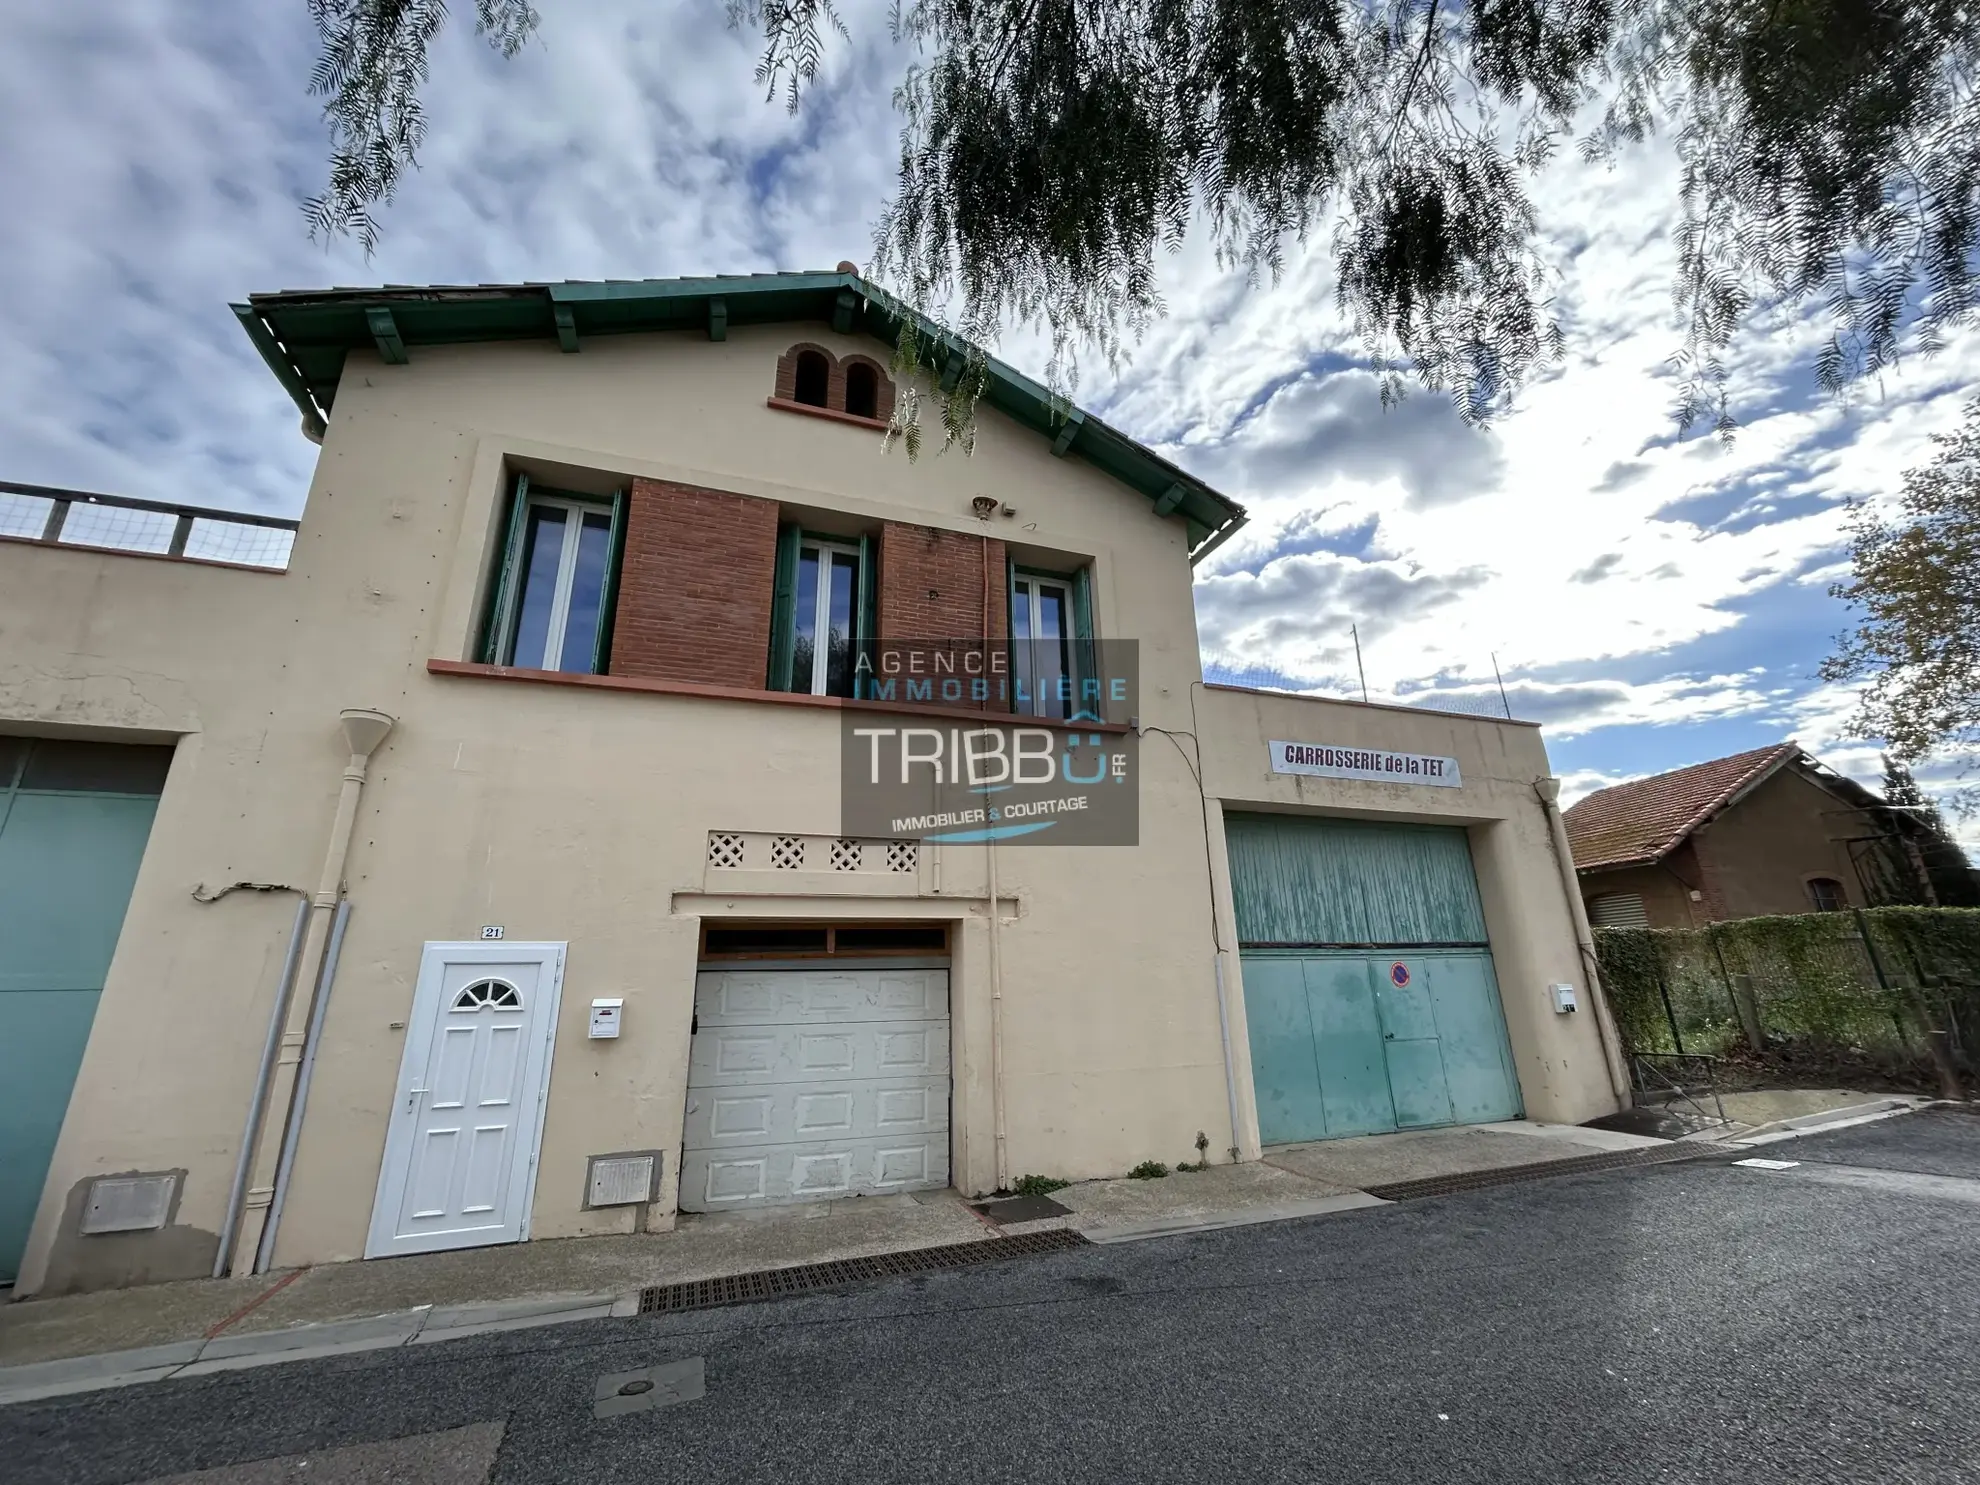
[212,895,310,1278]
[229,708,395,1275]
[980,528,1010,1194]
[1534,777,1630,1106]
[985,833,1009,1193]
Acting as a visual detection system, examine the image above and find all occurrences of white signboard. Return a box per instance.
[1269,740,1463,788]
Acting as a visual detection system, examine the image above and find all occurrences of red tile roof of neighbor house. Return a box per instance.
[1563,742,1803,871]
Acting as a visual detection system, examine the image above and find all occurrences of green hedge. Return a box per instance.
[1595,907,1980,1060]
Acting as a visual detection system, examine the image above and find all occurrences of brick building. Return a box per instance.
[1564,742,1974,928]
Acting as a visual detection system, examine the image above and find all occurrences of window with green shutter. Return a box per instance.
[480,474,626,674]
[767,523,877,698]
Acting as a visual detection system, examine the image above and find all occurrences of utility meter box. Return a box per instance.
[1551,983,1579,1014]
[589,997,624,1039]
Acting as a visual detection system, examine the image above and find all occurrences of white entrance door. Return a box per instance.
[681,966,950,1211]
[366,942,565,1258]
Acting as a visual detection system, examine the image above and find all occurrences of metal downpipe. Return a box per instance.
[255,897,352,1273]
[212,895,309,1278]
[1534,777,1630,1106]
[229,708,393,1275]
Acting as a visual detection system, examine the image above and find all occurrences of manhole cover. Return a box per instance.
[594,1358,705,1418]
[970,1193,1073,1224]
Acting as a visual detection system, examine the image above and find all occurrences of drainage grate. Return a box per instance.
[636,1228,1090,1315]
[1360,1141,1725,1202]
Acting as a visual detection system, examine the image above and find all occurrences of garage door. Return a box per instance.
[1,738,172,1281]
[680,966,950,1211]
[1227,814,1520,1145]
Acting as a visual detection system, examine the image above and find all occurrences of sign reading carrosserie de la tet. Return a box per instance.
[1268,740,1463,788]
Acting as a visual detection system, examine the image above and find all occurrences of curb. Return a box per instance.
[1080,1191,1391,1245]
[0,1290,626,1407]
[1728,1098,1925,1148]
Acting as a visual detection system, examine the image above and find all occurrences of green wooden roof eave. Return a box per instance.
[231,303,326,438]
[236,271,1247,538]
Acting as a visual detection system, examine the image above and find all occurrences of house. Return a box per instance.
[0,269,1623,1296]
[1563,741,1972,929]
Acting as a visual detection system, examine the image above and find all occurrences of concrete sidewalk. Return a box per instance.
[1,1107,1896,1404]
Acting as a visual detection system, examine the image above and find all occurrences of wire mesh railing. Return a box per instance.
[0,482,297,571]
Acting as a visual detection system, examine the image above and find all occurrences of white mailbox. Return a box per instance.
[1551,983,1579,1014]
[588,997,624,1039]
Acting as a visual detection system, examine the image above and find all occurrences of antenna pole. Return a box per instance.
[1352,625,1369,704]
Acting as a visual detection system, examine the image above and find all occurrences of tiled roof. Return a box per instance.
[1563,742,1801,871]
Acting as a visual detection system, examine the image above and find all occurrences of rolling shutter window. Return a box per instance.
[1589,893,1650,929]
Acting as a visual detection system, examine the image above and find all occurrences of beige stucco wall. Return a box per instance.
[1192,687,1622,1127]
[4,320,1617,1295]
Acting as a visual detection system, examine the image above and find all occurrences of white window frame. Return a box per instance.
[797,537,862,696]
[1013,572,1078,718]
[503,495,606,670]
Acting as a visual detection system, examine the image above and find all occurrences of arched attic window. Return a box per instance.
[844,361,879,419]
[794,350,830,408]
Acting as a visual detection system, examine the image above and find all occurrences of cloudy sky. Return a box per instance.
[3,2,1975,842]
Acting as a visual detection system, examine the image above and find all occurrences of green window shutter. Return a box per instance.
[1071,565,1098,717]
[590,486,628,675]
[479,473,531,663]
[1006,554,1021,713]
[766,521,801,691]
[854,532,877,699]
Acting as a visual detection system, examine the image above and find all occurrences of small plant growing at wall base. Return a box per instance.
[1128,1160,1169,1180]
[1012,1174,1069,1197]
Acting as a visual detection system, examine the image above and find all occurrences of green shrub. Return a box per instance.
[1127,1160,1169,1180]
[1011,1173,1069,1197]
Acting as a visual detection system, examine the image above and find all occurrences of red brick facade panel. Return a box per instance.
[610,477,779,688]
[876,521,1009,712]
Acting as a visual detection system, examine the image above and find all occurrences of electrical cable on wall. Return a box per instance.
[192,881,305,903]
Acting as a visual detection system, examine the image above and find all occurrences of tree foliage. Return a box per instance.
[1823,396,1980,804]
[304,1,1980,435]
[303,0,539,254]
[1879,755,1980,906]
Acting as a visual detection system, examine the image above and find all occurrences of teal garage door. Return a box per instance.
[0,738,171,1282]
[1228,814,1521,1145]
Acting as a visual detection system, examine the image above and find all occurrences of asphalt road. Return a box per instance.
[8,1109,1979,1484]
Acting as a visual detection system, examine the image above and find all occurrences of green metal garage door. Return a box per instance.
[0,738,171,1282]
[1227,814,1521,1145]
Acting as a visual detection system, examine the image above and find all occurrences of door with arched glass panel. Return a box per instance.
[367,943,565,1257]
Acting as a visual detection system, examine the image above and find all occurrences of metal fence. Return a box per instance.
[0,482,298,571]
[1595,908,1980,1086]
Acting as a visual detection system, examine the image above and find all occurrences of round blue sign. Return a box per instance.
[1389,961,1411,988]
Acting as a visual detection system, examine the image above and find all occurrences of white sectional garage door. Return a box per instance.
[680,966,950,1211]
